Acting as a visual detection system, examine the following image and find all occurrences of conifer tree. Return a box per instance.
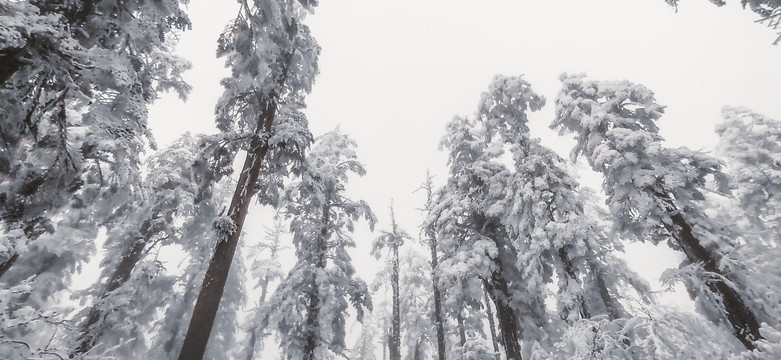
[419,172,447,360]
[259,130,375,360]
[552,73,762,349]
[371,204,410,360]
[177,1,319,358]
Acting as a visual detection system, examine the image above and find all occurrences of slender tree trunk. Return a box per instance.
[71,217,154,357]
[423,174,447,360]
[0,253,19,279]
[656,190,762,349]
[177,51,292,360]
[245,234,276,360]
[163,273,201,356]
[482,279,500,356]
[244,329,257,360]
[390,243,401,360]
[302,203,330,360]
[457,311,466,347]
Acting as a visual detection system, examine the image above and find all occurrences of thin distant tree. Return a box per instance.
[242,216,285,360]
[259,130,375,360]
[419,172,447,360]
[372,203,410,360]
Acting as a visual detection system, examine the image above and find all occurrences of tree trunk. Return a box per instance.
[244,329,257,360]
[0,253,19,279]
[558,247,591,320]
[482,279,500,356]
[423,173,447,360]
[71,217,154,357]
[162,272,201,356]
[390,243,401,360]
[177,51,291,359]
[485,266,523,360]
[302,203,329,360]
[656,190,761,349]
[245,238,276,360]
[0,47,26,85]
[587,260,625,320]
[457,311,466,347]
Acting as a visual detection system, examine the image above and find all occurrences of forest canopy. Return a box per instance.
[1,0,780,359]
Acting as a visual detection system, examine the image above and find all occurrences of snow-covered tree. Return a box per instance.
[552,73,762,349]
[418,172,447,360]
[259,130,375,360]
[713,107,781,340]
[0,0,191,278]
[716,107,780,239]
[429,114,531,360]
[69,133,234,358]
[398,248,436,360]
[240,216,287,360]
[371,204,410,360]
[350,310,379,360]
[178,0,318,358]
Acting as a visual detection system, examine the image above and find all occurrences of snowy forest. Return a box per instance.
[1,0,781,359]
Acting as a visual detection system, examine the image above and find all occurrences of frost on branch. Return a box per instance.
[212,215,237,240]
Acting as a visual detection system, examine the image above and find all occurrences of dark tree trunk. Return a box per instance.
[656,190,761,349]
[428,235,446,360]
[0,47,26,85]
[473,214,522,360]
[485,268,523,360]
[558,247,591,320]
[587,260,625,320]
[390,244,401,360]
[482,279,500,356]
[456,311,466,347]
[177,50,291,359]
[0,253,19,279]
[302,204,329,360]
[423,174,447,360]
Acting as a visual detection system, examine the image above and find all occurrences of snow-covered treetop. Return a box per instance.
[716,106,781,231]
[215,0,320,134]
[552,73,730,241]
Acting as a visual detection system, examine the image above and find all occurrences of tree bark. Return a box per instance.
[656,190,761,349]
[0,253,19,279]
[587,260,625,320]
[485,267,523,360]
[390,243,401,360]
[0,47,25,85]
[456,311,466,347]
[423,175,447,360]
[482,279,500,356]
[558,247,591,321]
[177,50,291,359]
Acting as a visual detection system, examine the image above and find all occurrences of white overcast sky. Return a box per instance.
[148,0,781,306]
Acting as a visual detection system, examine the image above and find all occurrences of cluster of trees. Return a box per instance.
[1,0,779,359]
